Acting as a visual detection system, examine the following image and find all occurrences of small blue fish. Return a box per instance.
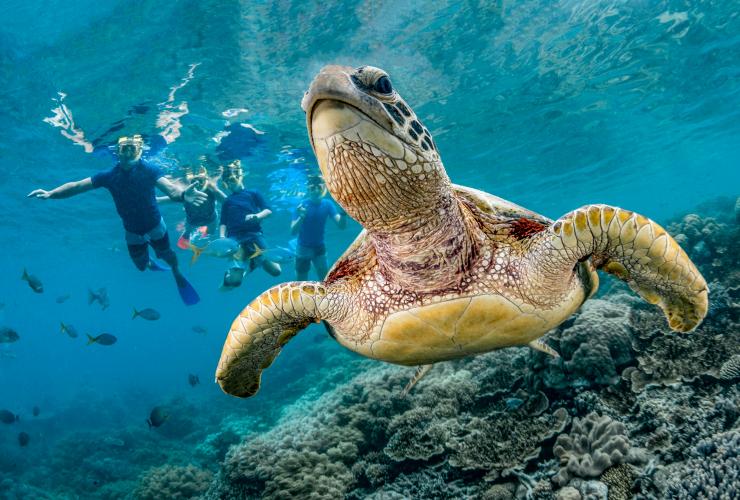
[132,308,160,321]
[86,333,117,346]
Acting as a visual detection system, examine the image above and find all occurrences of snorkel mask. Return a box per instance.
[224,160,244,187]
[185,166,208,190]
[117,134,144,162]
[306,176,328,199]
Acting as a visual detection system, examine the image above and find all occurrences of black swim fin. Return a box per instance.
[176,275,200,305]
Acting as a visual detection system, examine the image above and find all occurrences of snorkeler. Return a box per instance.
[219,160,281,289]
[27,135,206,305]
[157,162,228,248]
[291,177,346,280]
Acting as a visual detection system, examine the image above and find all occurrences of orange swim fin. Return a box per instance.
[177,233,191,250]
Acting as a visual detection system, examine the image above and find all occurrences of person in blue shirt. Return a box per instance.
[219,160,281,289]
[27,135,207,305]
[290,178,346,280]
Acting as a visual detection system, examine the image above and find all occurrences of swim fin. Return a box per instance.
[176,275,200,306]
[177,233,191,250]
[148,259,171,272]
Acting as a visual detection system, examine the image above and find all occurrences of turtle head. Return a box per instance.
[303,65,450,231]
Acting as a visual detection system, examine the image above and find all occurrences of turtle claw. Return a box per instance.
[401,364,434,398]
[528,339,560,358]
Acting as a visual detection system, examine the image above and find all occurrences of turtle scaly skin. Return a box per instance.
[216,65,708,398]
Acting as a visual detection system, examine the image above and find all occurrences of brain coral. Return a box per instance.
[718,354,740,381]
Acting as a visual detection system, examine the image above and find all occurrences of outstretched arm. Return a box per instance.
[27,177,94,199]
[156,177,207,206]
[207,182,228,202]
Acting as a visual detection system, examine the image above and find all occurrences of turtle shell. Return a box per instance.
[369,288,587,366]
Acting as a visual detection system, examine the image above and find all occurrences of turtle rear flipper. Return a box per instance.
[216,282,330,398]
[533,205,708,332]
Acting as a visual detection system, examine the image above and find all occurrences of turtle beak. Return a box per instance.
[302,65,355,153]
[302,65,396,154]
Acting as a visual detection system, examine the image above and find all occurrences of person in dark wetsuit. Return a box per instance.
[219,160,281,288]
[27,135,207,305]
[157,165,227,248]
[290,178,346,280]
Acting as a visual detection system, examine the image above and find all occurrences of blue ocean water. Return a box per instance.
[1,1,738,498]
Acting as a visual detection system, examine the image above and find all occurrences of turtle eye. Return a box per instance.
[373,76,393,94]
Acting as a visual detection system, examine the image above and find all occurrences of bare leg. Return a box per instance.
[295,257,311,281]
[261,259,282,277]
[313,253,329,280]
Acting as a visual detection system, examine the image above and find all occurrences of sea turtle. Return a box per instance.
[216,65,708,398]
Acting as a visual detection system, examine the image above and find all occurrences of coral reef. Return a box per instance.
[623,299,740,392]
[10,198,740,500]
[663,429,739,499]
[446,407,569,474]
[205,197,739,498]
[528,297,636,391]
[134,464,212,500]
[718,354,740,381]
[600,464,637,500]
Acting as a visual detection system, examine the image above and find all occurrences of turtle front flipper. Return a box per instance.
[531,205,708,332]
[216,282,329,398]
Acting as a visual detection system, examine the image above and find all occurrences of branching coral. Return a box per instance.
[134,464,212,500]
[664,429,739,499]
[552,413,634,486]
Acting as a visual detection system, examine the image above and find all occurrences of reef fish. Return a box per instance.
[56,294,71,304]
[188,373,200,387]
[32,406,40,417]
[21,269,43,293]
[132,308,160,321]
[18,432,30,447]
[60,322,79,338]
[192,325,207,335]
[262,246,296,265]
[0,410,19,424]
[86,333,117,346]
[0,327,19,343]
[88,288,110,310]
[147,406,169,428]
[189,237,239,264]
